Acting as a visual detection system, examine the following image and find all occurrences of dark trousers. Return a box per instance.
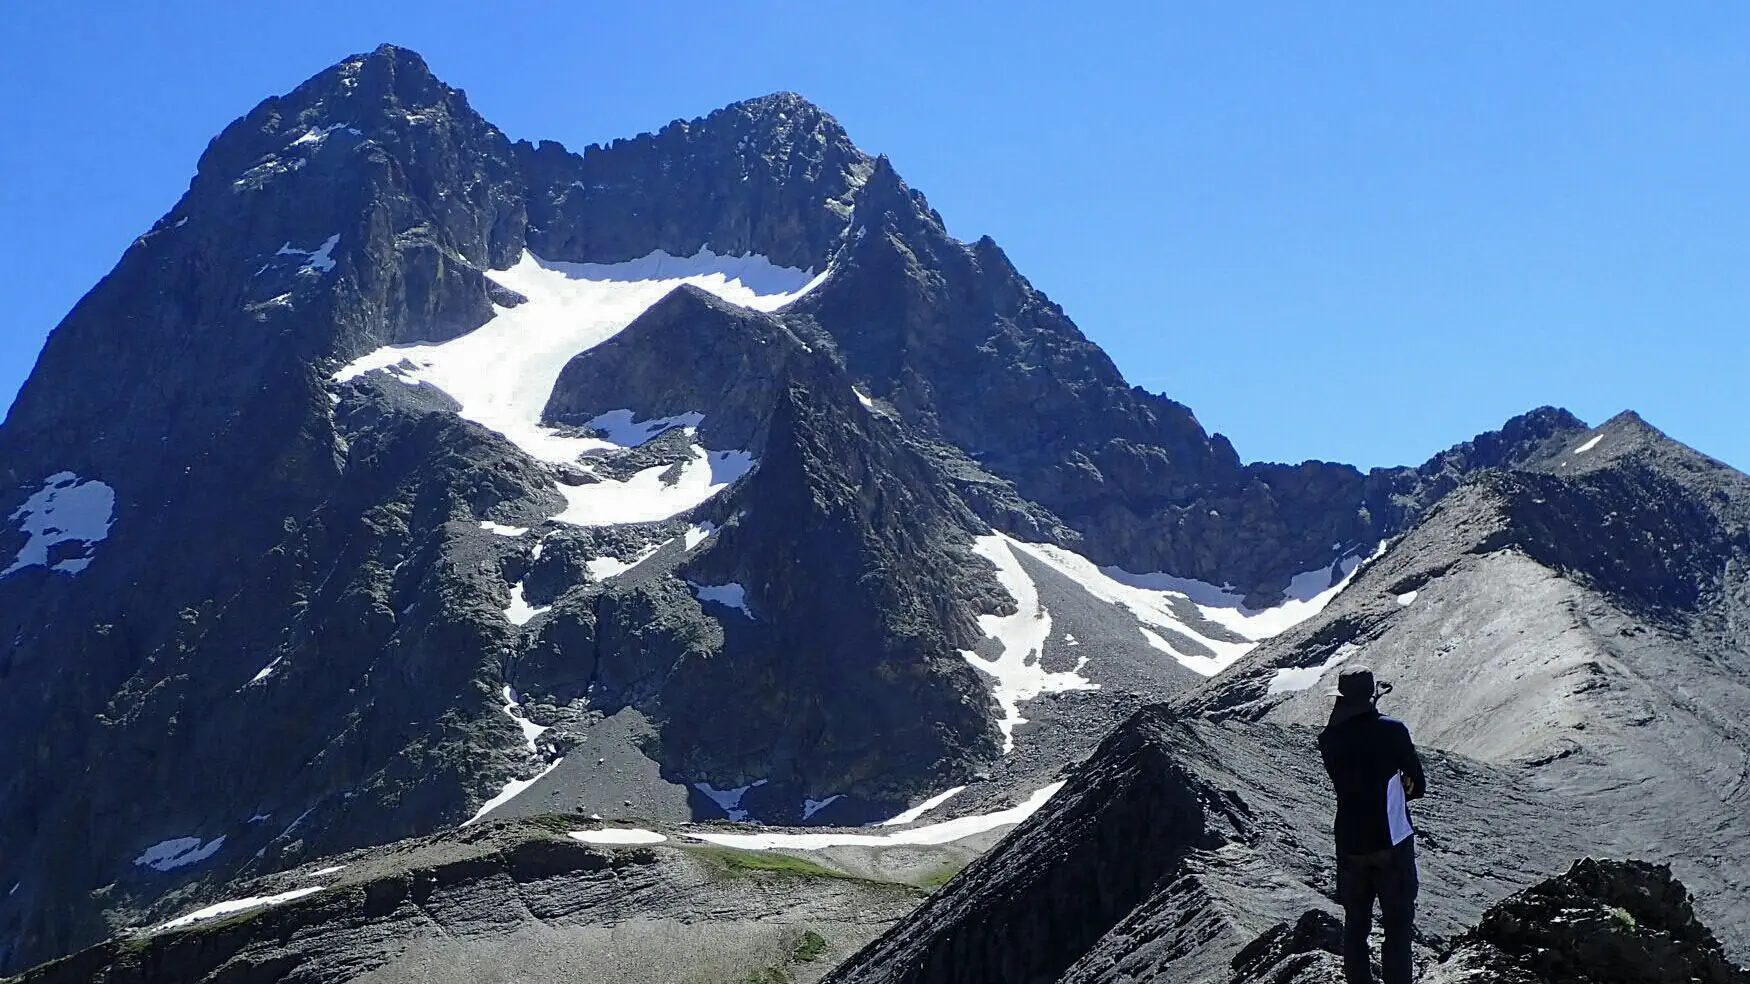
[1336,838,1418,984]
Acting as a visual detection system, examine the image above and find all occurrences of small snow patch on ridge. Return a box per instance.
[500,685,549,753]
[480,520,529,537]
[553,447,752,526]
[158,887,325,932]
[1397,591,1419,607]
[691,581,753,619]
[4,472,116,577]
[305,865,346,878]
[585,409,706,447]
[135,836,226,872]
[570,828,666,845]
[586,544,660,581]
[1573,434,1604,454]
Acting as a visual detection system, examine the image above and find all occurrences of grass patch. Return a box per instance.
[792,929,828,963]
[684,845,857,882]
[917,862,965,891]
[1608,905,1637,930]
[743,969,793,984]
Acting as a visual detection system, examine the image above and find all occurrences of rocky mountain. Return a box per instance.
[2,42,1745,980]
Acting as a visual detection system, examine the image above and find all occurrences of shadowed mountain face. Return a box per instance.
[1,43,1745,979]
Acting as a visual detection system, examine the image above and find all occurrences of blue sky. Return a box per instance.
[2,2,1745,471]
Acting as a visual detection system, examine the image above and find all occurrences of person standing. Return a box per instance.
[1318,665,1426,984]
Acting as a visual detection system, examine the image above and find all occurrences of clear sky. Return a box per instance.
[3,2,1745,471]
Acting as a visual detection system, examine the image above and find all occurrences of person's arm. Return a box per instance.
[1392,721,1427,800]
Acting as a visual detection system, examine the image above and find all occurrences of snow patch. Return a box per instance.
[853,387,875,409]
[503,582,549,626]
[1268,650,1351,695]
[585,409,706,447]
[690,581,753,619]
[694,780,767,821]
[248,657,282,685]
[961,535,1098,752]
[158,886,325,932]
[500,687,549,753]
[1397,590,1419,607]
[552,446,753,526]
[1573,434,1604,454]
[134,836,226,872]
[275,234,340,275]
[878,786,967,827]
[4,472,116,578]
[304,865,346,878]
[289,122,348,147]
[684,522,718,551]
[569,828,666,845]
[585,544,660,581]
[463,758,565,826]
[1006,539,1380,677]
[479,521,529,537]
[802,796,843,821]
[333,248,820,473]
[690,782,1064,850]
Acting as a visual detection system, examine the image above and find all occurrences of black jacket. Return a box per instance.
[1318,697,1426,855]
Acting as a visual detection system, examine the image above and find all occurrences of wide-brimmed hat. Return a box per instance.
[1326,665,1390,700]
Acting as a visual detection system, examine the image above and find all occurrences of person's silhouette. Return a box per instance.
[1318,666,1425,984]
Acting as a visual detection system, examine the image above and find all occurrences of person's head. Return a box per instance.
[1327,665,1391,704]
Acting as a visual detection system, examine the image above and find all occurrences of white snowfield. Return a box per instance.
[1006,537,1379,677]
[551,446,754,526]
[463,758,565,826]
[585,543,661,581]
[333,248,822,505]
[569,828,667,845]
[878,785,967,826]
[686,781,1066,851]
[502,582,549,626]
[157,886,326,932]
[961,536,1100,752]
[500,685,549,753]
[695,779,768,822]
[3,472,117,577]
[1268,650,1352,695]
[134,836,226,872]
[1573,434,1604,454]
[690,581,753,619]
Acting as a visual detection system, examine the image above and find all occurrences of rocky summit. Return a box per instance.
[2,43,1746,982]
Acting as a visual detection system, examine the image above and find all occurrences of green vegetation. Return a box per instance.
[743,969,793,984]
[685,844,857,882]
[917,862,965,891]
[1608,905,1638,930]
[792,929,828,962]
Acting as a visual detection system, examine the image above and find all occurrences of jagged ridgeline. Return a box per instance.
[3,43,1748,982]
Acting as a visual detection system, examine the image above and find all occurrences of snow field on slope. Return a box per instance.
[333,248,819,470]
[1267,650,1351,695]
[463,758,566,826]
[157,886,327,932]
[961,535,1099,753]
[134,836,226,872]
[1006,538,1378,677]
[551,446,753,526]
[879,786,967,826]
[685,781,1065,850]
[500,685,549,753]
[4,472,117,577]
